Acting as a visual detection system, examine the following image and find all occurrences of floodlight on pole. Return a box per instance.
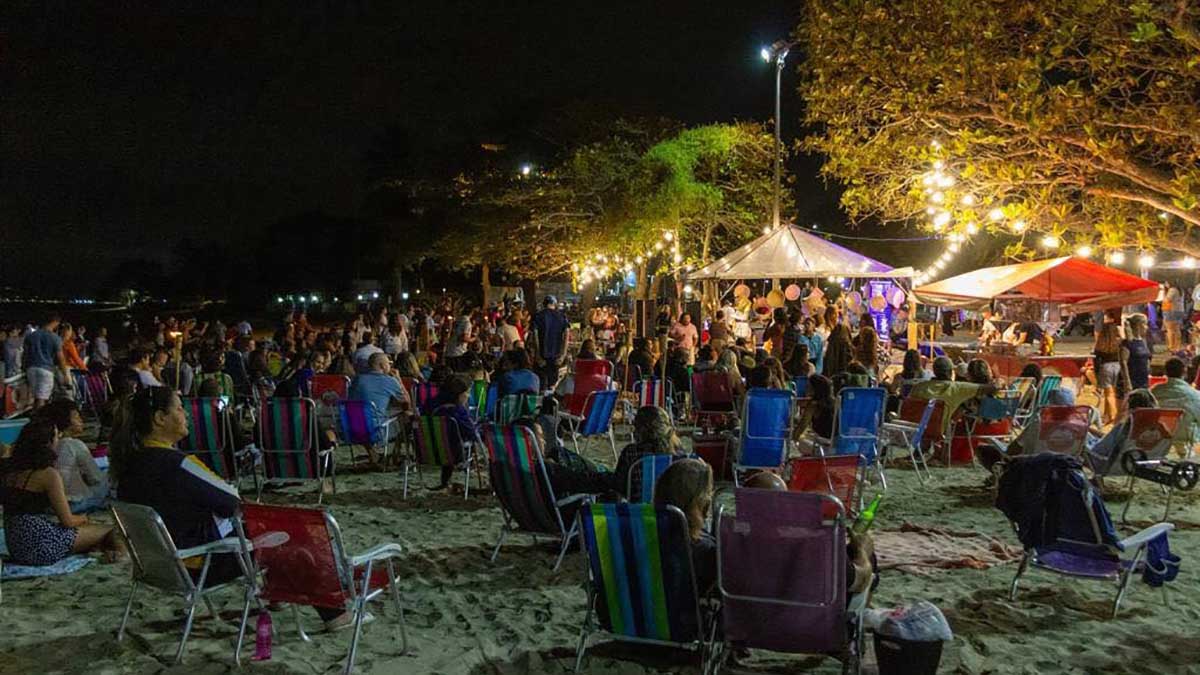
[760,38,798,233]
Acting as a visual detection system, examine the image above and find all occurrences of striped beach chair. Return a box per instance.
[178,396,251,489]
[337,399,401,466]
[81,370,111,419]
[410,382,440,413]
[574,502,709,672]
[635,378,673,413]
[492,393,541,426]
[626,453,696,503]
[483,423,587,570]
[256,397,331,503]
[311,374,351,410]
[560,389,619,462]
[407,414,480,499]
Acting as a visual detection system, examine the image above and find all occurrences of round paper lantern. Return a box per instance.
[734,283,751,298]
[869,293,888,312]
[890,287,907,308]
[767,289,786,308]
[784,284,802,301]
[845,291,862,310]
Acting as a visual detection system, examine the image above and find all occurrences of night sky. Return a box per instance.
[1,1,856,295]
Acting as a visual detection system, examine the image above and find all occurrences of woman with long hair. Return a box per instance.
[854,325,879,376]
[654,459,716,595]
[823,323,854,378]
[1,419,122,565]
[1094,323,1123,424]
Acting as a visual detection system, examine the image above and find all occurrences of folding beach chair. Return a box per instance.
[407,414,482,499]
[560,388,619,462]
[791,375,810,398]
[492,392,541,425]
[467,379,489,420]
[627,452,697,503]
[880,398,940,483]
[1034,405,1093,457]
[786,454,864,516]
[179,396,254,490]
[711,489,865,675]
[78,370,110,419]
[409,382,439,413]
[110,502,255,665]
[825,388,888,487]
[563,373,612,417]
[691,370,736,428]
[70,368,89,408]
[311,374,351,413]
[482,424,587,570]
[236,503,408,675]
[574,503,710,672]
[256,398,333,503]
[1113,408,1187,522]
[1015,375,1062,427]
[1087,408,1183,482]
[634,377,674,413]
[1006,467,1174,618]
[337,399,401,466]
[733,388,794,484]
[574,359,614,380]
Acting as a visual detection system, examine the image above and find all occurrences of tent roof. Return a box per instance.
[913,257,1159,312]
[690,224,911,280]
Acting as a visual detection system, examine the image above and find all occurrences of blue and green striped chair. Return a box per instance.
[574,502,709,672]
[492,393,541,426]
[626,453,697,503]
[179,397,252,490]
[256,397,331,503]
[482,423,587,570]
[407,415,480,499]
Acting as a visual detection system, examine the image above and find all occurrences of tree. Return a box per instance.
[800,0,1200,258]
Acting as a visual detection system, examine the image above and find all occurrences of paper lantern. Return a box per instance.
[890,288,907,308]
[869,293,888,312]
[784,284,802,301]
[767,289,786,308]
[734,284,751,298]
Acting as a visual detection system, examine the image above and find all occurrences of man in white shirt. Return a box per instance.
[497,314,522,351]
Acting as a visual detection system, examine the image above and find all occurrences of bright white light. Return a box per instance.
[932,211,952,229]
[356,294,363,301]
[1159,211,1170,221]
[520,163,532,176]
[683,284,694,294]
[1011,220,1026,233]
[276,297,283,304]
[932,160,945,170]
[1076,245,1092,258]
[1138,253,1155,268]
[762,226,771,234]
[930,139,942,149]
[673,253,683,264]
[1110,251,1126,264]
[933,260,946,270]
[655,241,664,250]
[988,208,1004,222]
[960,194,976,206]
[1184,257,1197,269]
[761,47,772,62]
[922,174,935,187]
[372,291,380,299]
[1041,235,1060,249]
[948,242,960,253]
[930,191,945,204]
[936,174,955,188]
[926,206,937,215]
[965,222,979,235]
[663,231,674,241]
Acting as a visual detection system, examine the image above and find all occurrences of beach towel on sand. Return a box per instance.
[874,522,1023,575]
[0,529,95,579]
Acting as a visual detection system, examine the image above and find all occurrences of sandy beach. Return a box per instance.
[3,431,1199,675]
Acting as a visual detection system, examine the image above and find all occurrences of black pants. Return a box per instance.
[538,360,560,391]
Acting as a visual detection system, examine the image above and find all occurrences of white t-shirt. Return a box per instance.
[353,344,383,371]
[446,317,472,357]
[136,368,163,388]
[498,324,521,351]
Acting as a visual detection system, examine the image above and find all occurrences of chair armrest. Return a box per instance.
[349,543,405,568]
[1118,522,1175,551]
[177,536,243,559]
[559,412,583,423]
[555,493,591,507]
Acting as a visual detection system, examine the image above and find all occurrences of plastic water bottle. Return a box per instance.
[254,610,272,661]
[852,493,883,537]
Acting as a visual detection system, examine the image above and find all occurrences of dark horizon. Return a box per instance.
[1,2,867,297]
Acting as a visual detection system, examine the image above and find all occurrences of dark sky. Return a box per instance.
[2,1,832,294]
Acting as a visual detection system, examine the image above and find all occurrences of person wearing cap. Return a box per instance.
[529,295,569,389]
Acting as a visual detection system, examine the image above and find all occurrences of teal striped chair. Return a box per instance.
[256,398,331,503]
[574,502,709,672]
[407,415,481,499]
[492,393,541,426]
[483,423,587,570]
[179,397,253,491]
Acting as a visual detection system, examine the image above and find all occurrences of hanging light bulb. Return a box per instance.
[654,241,663,250]
[1138,253,1155,268]
[948,242,960,253]
[922,174,935,187]
[932,211,952,229]
[762,226,771,234]
[1041,235,1060,249]
[663,231,674,241]
[926,206,937,216]
[936,174,955,188]
[635,255,643,264]
[965,221,979,235]
[930,191,945,204]
[988,207,1005,222]
[932,160,945,170]
[1076,245,1092,258]
[1183,257,1197,269]
[1011,220,1026,233]
[960,194,976,206]
[1109,251,1126,264]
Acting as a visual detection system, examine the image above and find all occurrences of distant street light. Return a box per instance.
[760,39,798,232]
[519,163,533,177]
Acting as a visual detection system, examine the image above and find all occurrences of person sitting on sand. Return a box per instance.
[614,406,686,498]
[653,458,717,596]
[110,386,360,630]
[429,374,479,491]
[37,399,108,514]
[0,419,124,566]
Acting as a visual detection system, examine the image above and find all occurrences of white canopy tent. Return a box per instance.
[690,224,913,280]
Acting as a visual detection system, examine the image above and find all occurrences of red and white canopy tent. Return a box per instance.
[913,256,1159,313]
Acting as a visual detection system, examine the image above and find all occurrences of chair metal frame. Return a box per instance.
[733,388,795,485]
[573,503,710,673]
[879,398,938,483]
[405,414,483,499]
[1116,408,1187,523]
[560,388,619,463]
[110,502,258,665]
[483,423,587,571]
[233,503,409,674]
[335,399,401,466]
[822,387,888,489]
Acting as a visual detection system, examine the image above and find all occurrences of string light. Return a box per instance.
[960,194,976,206]
[1041,235,1060,249]
[988,207,1005,222]
[1109,251,1126,264]
[1076,245,1092,258]
[930,191,945,204]
[932,211,952,229]
[1011,220,1026,233]
[663,231,674,241]
[1138,253,1156,268]
[1184,257,1197,269]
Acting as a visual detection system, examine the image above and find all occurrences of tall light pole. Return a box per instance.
[761,40,797,232]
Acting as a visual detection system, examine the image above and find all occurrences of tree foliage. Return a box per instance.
[800,0,1200,257]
